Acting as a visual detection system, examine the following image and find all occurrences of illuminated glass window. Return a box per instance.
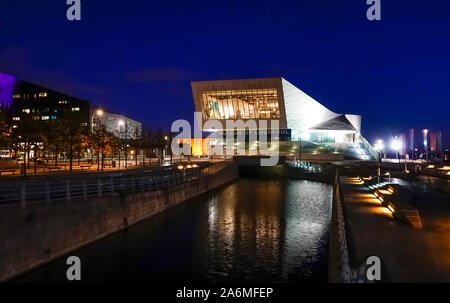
[39,92,47,97]
[51,115,57,120]
[32,116,40,120]
[200,88,280,120]
[13,117,20,121]
[71,107,80,111]
[59,100,68,104]
[41,116,49,120]
[22,108,30,114]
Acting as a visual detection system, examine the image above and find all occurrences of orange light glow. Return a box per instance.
[379,189,392,195]
[177,165,184,170]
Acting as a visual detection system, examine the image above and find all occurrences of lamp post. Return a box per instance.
[374,139,384,184]
[117,120,125,168]
[391,137,401,163]
[91,109,103,133]
[422,129,428,163]
[374,139,384,163]
[91,109,104,171]
[118,120,129,168]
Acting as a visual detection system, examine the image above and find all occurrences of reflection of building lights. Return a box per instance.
[438,166,450,170]
[427,165,435,168]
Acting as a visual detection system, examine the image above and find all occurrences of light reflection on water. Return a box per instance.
[203,179,332,282]
[16,178,332,283]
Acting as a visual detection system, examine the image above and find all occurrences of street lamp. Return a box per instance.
[422,129,428,163]
[91,109,104,133]
[391,137,401,163]
[374,139,384,163]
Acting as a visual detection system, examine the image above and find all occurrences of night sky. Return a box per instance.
[1,0,449,147]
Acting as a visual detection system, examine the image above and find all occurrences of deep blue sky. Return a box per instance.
[1,0,449,147]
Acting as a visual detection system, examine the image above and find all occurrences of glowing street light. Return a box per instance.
[391,137,401,162]
[374,139,384,164]
[91,108,104,133]
[374,139,384,152]
[422,129,428,163]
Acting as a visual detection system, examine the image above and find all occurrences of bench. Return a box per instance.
[47,166,62,172]
[0,169,16,175]
[80,165,91,170]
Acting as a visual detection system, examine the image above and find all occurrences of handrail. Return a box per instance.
[0,161,234,208]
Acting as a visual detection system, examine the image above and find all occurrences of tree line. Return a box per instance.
[0,109,170,172]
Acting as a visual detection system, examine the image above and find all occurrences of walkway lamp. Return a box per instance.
[422,129,428,163]
[391,137,401,163]
[91,109,104,133]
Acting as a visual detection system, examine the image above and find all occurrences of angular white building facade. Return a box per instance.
[193,78,361,138]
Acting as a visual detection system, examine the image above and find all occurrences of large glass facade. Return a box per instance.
[200,88,280,120]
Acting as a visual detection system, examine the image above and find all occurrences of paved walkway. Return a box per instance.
[341,176,450,282]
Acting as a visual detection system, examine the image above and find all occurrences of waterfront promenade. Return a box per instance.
[340,175,450,282]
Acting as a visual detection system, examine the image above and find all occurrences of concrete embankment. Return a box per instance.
[0,162,239,282]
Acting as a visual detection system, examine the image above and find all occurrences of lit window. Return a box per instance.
[200,88,280,120]
[59,100,68,104]
[32,116,40,120]
[13,117,20,121]
[71,107,80,111]
[13,94,21,99]
[41,116,49,120]
[22,109,30,114]
[81,122,88,126]
[51,115,57,120]
[39,92,47,97]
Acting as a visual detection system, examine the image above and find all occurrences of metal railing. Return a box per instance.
[0,162,232,208]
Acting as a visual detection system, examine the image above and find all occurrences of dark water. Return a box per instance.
[16,178,332,283]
